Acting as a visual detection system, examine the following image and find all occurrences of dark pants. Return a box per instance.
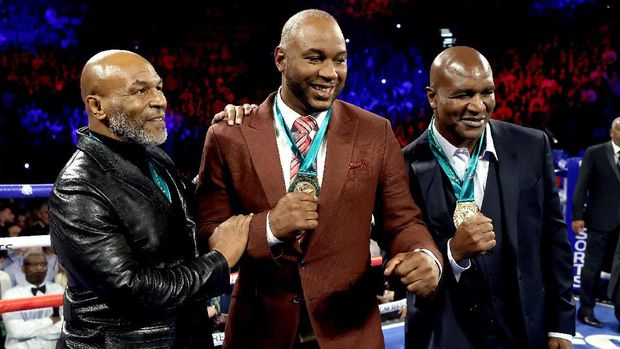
[580,228,619,313]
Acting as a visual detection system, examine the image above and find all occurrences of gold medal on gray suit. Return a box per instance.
[289,172,320,197]
[453,201,479,227]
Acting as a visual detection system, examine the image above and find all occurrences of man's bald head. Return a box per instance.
[80,50,152,103]
[429,46,493,91]
[279,9,340,50]
[426,46,495,151]
[79,49,167,145]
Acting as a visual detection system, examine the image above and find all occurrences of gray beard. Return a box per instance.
[108,109,167,146]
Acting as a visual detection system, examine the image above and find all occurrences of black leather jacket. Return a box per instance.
[50,127,229,348]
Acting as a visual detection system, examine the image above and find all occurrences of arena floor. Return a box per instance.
[382,299,620,348]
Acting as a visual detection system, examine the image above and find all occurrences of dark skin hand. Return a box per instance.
[384,251,440,297]
[209,214,253,267]
[450,213,496,262]
[269,192,318,240]
[548,337,572,349]
[212,103,258,125]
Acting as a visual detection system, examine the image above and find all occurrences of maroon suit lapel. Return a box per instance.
[319,100,357,206]
[241,93,287,208]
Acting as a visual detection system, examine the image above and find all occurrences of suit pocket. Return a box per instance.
[346,160,372,181]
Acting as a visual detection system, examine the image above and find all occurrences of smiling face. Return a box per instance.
[427,46,495,152]
[275,14,347,115]
[82,50,168,145]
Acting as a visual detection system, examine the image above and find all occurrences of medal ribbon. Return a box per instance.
[89,132,171,203]
[274,98,331,176]
[427,117,485,203]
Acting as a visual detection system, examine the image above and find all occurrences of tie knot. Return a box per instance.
[293,116,317,135]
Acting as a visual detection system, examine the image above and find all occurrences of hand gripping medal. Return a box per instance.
[427,117,486,228]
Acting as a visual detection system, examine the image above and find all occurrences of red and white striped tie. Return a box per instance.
[290,116,317,180]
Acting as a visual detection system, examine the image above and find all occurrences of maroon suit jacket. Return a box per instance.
[196,93,441,349]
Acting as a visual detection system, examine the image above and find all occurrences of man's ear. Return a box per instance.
[274,46,286,73]
[426,87,437,109]
[86,95,106,121]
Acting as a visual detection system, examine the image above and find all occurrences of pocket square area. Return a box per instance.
[349,161,368,169]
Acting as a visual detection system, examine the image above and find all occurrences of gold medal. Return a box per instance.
[289,173,320,197]
[453,201,479,227]
[293,181,317,195]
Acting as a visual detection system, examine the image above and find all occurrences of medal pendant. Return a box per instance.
[453,201,479,227]
[289,173,320,197]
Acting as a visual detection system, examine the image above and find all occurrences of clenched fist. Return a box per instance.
[269,192,318,240]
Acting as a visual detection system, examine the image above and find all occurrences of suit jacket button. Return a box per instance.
[299,260,307,269]
[292,295,301,304]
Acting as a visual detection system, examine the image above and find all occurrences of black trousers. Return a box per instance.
[580,228,619,312]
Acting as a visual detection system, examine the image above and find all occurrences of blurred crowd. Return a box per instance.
[1,1,618,183]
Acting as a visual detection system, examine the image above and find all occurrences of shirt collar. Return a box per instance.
[275,88,327,130]
[432,119,497,161]
[612,140,620,155]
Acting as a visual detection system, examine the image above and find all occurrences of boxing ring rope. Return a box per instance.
[0,294,63,314]
[0,183,405,347]
[0,184,53,199]
[0,235,51,250]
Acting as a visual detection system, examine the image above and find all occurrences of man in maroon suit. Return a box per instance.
[196,9,441,349]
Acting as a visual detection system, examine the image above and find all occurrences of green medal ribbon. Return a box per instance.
[274,98,331,180]
[147,162,172,203]
[427,117,486,203]
[89,132,171,203]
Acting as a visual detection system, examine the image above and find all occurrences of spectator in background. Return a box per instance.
[0,201,16,238]
[579,117,620,326]
[30,202,49,233]
[0,251,12,297]
[4,247,59,287]
[2,251,64,349]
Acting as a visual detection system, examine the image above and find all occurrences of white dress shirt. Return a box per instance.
[612,140,620,164]
[0,270,12,298]
[2,282,64,349]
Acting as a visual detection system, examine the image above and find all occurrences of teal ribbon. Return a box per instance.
[427,117,486,203]
[148,162,172,203]
[89,132,171,203]
[274,98,331,176]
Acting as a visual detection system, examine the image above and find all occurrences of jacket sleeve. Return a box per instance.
[49,179,229,314]
[540,134,576,335]
[195,126,291,262]
[571,147,594,221]
[373,119,442,266]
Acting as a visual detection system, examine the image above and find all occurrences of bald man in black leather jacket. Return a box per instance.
[49,50,251,348]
